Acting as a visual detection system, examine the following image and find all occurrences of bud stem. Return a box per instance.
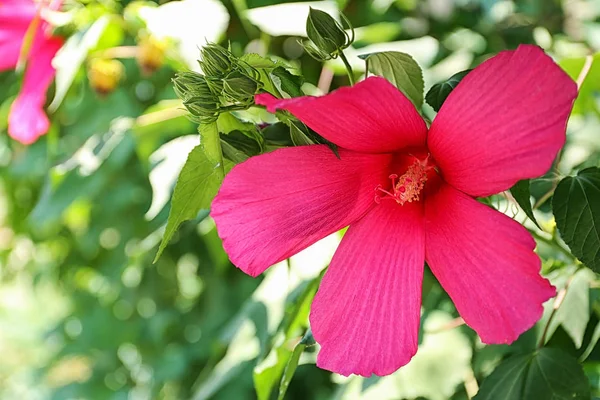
[339,51,355,86]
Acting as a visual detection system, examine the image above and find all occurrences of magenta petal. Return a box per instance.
[310,201,424,377]
[424,184,556,344]
[211,145,391,277]
[428,45,577,197]
[255,77,427,153]
[8,36,62,144]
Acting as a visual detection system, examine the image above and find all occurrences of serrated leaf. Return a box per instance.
[553,167,600,272]
[154,123,224,262]
[425,69,471,112]
[359,51,424,108]
[510,180,541,228]
[474,348,591,400]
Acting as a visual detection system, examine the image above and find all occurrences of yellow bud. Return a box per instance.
[137,36,167,75]
[87,58,124,96]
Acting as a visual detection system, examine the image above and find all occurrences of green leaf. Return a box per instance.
[239,53,285,70]
[425,69,471,112]
[553,167,600,272]
[474,348,591,400]
[559,53,600,115]
[289,122,315,146]
[154,123,224,262]
[359,51,424,108]
[510,180,541,229]
[277,330,314,400]
[253,275,321,400]
[545,268,594,348]
[270,67,304,98]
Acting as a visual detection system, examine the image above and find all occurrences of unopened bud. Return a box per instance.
[173,72,220,122]
[137,36,167,75]
[87,58,124,95]
[222,71,259,103]
[199,43,232,77]
[303,8,353,60]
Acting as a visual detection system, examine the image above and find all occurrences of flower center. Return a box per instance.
[374,157,430,205]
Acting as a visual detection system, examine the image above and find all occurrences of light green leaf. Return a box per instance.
[425,69,471,112]
[559,53,600,115]
[510,180,541,228]
[553,167,600,272]
[358,51,424,108]
[474,348,590,400]
[545,268,594,348]
[154,123,224,262]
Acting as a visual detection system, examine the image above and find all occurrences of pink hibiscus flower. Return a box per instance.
[0,0,63,144]
[211,45,577,376]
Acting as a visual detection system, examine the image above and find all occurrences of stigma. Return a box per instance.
[375,158,429,205]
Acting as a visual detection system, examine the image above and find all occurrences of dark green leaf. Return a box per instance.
[474,348,591,400]
[425,69,471,112]
[553,167,600,272]
[277,330,314,400]
[154,123,224,261]
[289,122,315,146]
[220,130,261,163]
[510,180,541,228]
[359,51,424,108]
[270,67,304,98]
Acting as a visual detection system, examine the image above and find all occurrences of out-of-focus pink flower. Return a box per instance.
[211,45,578,376]
[0,0,63,144]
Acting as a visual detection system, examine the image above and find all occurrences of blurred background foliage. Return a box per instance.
[0,0,599,399]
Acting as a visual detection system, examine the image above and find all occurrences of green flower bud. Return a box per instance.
[173,72,220,122]
[222,71,260,104]
[304,8,353,59]
[199,43,233,77]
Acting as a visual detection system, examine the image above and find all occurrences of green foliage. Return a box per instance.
[474,348,591,400]
[154,123,224,261]
[2,1,600,399]
[560,53,600,115]
[553,167,600,272]
[510,179,541,228]
[358,51,424,108]
[425,69,471,112]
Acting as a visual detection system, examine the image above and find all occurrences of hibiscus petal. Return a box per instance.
[255,76,427,153]
[211,145,392,277]
[310,201,425,377]
[428,45,577,197]
[424,183,556,344]
[8,36,62,144]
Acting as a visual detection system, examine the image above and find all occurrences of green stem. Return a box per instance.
[529,230,573,260]
[338,51,355,85]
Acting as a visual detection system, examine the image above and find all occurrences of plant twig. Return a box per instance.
[576,55,594,90]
